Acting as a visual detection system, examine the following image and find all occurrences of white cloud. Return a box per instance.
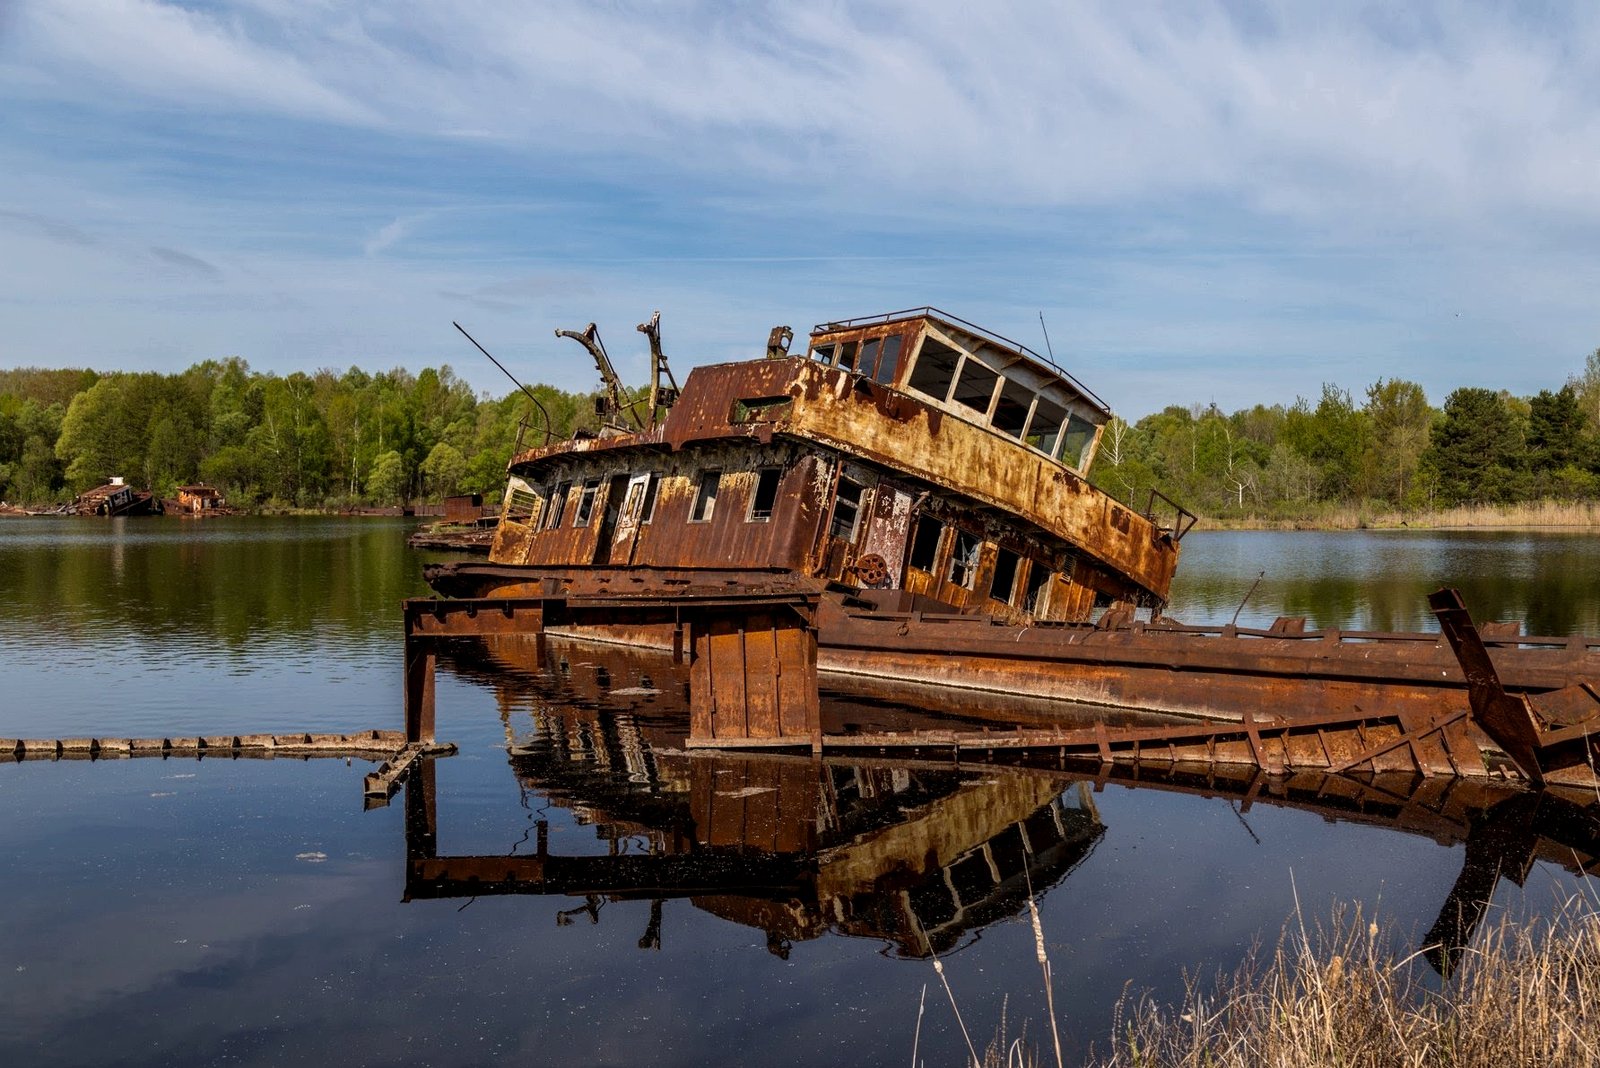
[6,2,1600,415]
[11,0,378,124]
[13,2,1600,231]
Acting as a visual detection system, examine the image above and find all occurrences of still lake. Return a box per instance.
[2,519,1598,1066]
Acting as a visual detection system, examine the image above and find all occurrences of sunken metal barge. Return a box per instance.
[417,309,1600,787]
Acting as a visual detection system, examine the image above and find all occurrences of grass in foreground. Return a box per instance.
[950,899,1600,1068]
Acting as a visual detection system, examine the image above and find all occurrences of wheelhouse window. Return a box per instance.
[908,514,943,571]
[951,359,999,415]
[1026,396,1068,458]
[573,478,602,527]
[811,343,836,363]
[748,467,782,522]
[690,470,720,522]
[857,335,904,385]
[906,336,962,401]
[992,378,1034,438]
[829,476,865,541]
[1061,414,1098,470]
[1022,564,1051,613]
[948,530,981,589]
[544,480,571,529]
[990,548,1020,604]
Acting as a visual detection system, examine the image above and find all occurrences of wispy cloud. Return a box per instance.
[4,2,1600,413]
[149,245,222,280]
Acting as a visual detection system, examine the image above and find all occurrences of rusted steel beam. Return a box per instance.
[1429,588,1547,784]
[820,703,1489,778]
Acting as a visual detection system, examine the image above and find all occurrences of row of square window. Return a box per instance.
[904,513,1054,611]
[810,335,1098,468]
[513,467,1053,609]
[517,467,789,531]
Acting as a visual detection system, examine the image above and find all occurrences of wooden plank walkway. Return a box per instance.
[1,730,414,762]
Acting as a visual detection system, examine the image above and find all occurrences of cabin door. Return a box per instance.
[596,472,650,566]
[857,478,914,589]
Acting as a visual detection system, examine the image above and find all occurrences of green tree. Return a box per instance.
[420,442,466,498]
[1422,388,1523,504]
[1527,385,1586,471]
[366,449,406,504]
[1361,379,1431,505]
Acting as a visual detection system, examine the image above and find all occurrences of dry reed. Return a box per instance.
[950,898,1600,1067]
[1086,899,1600,1067]
[1205,499,1600,531]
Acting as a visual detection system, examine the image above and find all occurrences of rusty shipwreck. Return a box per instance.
[415,308,1600,787]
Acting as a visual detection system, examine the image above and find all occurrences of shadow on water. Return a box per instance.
[412,634,1600,978]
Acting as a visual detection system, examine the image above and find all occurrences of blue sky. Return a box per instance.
[3,1,1600,419]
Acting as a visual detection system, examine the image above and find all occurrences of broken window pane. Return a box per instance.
[690,470,720,522]
[908,514,943,571]
[951,359,999,415]
[907,336,962,400]
[829,476,864,541]
[948,530,981,588]
[990,548,1020,604]
[1022,563,1051,613]
[544,481,571,529]
[992,378,1034,438]
[573,478,602,527]
[748,467,781,521]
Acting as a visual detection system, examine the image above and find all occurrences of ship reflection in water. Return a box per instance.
[403,636,1600,973]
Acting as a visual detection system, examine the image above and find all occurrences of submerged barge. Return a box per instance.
[419,309,1600,784]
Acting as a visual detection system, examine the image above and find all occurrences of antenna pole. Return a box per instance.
[1038,312,1057,365]
[452,321,552,445]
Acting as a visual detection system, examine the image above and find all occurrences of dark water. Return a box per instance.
[1,521,1597,1066]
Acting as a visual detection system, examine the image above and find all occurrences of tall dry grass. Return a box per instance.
[1207,499,1600,531]
[1091,899,1600,1067]
[942,898,1600,1068]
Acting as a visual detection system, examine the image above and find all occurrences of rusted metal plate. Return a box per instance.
[689,607,820,750]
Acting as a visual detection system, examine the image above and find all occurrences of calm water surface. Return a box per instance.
[1,521,1596,1066]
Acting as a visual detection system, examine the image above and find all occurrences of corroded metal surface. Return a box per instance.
[403,589,821,751]
[486,330,1182,616]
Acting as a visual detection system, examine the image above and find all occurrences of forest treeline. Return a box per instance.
[3,351,1600,515]
[1099,350,1600,519]
[0,359,601,508]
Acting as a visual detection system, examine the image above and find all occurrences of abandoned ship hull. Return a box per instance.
[422,560,1600,726]
[413,309,1600,786]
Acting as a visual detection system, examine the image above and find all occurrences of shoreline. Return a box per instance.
[1177,499,1600,532]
